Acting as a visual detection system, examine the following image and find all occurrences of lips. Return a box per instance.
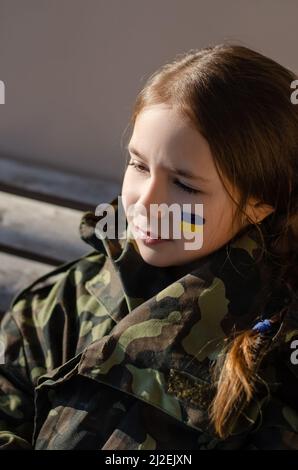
[133,224,172,241]
[134,224,161,239]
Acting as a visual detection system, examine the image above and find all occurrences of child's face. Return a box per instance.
[121,104,246,267]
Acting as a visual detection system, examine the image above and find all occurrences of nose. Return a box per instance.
[133,177,170,236]
[136,174,167,213]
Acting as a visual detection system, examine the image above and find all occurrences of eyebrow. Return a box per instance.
[127,146,210,182]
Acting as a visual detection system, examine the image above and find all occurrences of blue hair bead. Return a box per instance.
[252,318,272,334]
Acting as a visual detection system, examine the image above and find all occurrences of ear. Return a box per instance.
[246,199,275,224]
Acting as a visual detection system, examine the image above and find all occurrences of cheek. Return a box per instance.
[121,171,133,200]
[203,199,236,241]
[122,169,137,193]
[122,168,145,201]
[121,171,138,219]
[203,197,227,224]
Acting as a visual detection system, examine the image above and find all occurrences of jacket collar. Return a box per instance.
[78,195,290,331]
[79,195,228,324]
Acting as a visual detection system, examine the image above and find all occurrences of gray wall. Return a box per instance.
[0,0,297,183]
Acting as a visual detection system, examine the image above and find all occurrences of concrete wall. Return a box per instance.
[0,0,297,183]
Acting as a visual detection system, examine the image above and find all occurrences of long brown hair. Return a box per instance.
[124,43,298,438]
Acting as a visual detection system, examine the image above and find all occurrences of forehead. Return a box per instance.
[129,104,217,181]
[131,105,201,149]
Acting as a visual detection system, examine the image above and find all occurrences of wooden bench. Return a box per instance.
[0,157,120,315]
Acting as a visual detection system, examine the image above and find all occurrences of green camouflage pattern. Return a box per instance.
[0,195,298,450]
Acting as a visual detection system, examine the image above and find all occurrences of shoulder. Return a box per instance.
[5,250,107,339]
[0,250,109,378]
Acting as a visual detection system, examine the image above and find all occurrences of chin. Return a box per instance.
[136,245,175,267]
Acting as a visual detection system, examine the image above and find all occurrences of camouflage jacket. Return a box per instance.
[0,195,298,450]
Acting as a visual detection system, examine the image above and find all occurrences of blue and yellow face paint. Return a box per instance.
[179,210,205,234]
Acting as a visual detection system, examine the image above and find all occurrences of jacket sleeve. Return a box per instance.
[0,251,107,449]
[0,308,35,449]
[0,257,82,449]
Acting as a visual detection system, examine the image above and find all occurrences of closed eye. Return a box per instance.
[127,161,201,194]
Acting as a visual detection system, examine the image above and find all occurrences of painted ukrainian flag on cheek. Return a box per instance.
[179,210,205,234]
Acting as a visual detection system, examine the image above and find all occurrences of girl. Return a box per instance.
[0,43,297,450]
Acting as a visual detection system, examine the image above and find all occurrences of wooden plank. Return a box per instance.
[0,244,62,267]
[0,252,54,314]
[0,191,92,264]
[0,157,121,211]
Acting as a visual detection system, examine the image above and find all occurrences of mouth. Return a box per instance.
[133,224,172,242]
